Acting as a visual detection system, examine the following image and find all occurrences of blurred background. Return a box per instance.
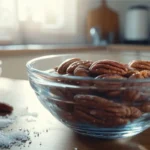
[0,0,150,80]
[0,0,149,45]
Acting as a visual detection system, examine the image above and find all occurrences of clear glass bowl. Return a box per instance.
[26,51,150,139]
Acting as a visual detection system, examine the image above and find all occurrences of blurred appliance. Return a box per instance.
[124,5,149,44]
[87,0,119,44]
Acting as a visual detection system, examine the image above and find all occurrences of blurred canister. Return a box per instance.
[124,5,149,44]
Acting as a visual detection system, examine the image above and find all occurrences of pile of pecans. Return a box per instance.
[49,58,150,127]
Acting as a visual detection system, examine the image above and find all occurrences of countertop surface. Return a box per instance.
[0,44,150,52]
[1,77,150,150]
[0,44,102,51]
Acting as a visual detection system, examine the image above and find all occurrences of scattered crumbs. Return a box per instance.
[0,131,29,148]
[0,106,55,149]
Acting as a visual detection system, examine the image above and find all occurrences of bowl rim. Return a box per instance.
[26,53,150,83]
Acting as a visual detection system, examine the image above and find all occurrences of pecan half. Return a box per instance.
[122,90,146,102]
[106,106,142,118]
[96,74,125,79]
[124,65,139,78]
[74,109,129,127]
[95,74,126,98]
[75,106,138,119]
[138,102,150,112]
[76,106,117,118]
[74,65,90,77]
[74,94,121,109]
[129,60,150,71]
[130,70,150,79]
[0,102,13,116]
[67,60,93,75]
[90,60,128,76]
[75,98,141,119]
[125,70,138,78]
[123,70,150,102]
[57,58,81,74]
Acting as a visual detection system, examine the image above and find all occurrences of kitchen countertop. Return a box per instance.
[0,44,105,56]
[1,77,150,150]
[0,44,150,53]
[0,44,103,51]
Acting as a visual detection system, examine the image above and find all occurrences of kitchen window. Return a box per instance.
[0,0,78,45]
[18,0,65,30]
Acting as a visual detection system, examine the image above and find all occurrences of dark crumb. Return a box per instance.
[29,141,32,144]
[0,102,13,116]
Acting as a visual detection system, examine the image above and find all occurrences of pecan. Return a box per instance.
[124,67,139,78]
[122,90,146,102]
[90,60,128,76]
[95,74,126,98]
[138,102,150,112]
[74,94,121,109]
[0,102,13,116]
[130,70,150,79]
[76,106,116,118]
[122,70,150,102]
[73,65,93,86]
[57,58,81,74]
[129,60,150,71]
[74,65,90,77]
[67,60,93,75]
[96,74,125,79]
[106,106,142,118]
[125,70,138,78]
[74,109,129,127]
[75,101,141,119]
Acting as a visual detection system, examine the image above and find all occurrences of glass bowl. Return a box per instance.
[26,51,150,139]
